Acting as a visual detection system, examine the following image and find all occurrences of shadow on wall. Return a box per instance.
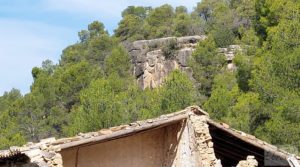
[208,123,290,167]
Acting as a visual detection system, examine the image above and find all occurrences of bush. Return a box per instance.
[162,39,178,59]
[212,27,235,47]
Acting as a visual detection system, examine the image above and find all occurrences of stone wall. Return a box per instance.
[1,138,63,167]
[236,156,258,167]
[190,114,222,167]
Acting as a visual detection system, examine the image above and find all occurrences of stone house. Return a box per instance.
[0,106,299,167]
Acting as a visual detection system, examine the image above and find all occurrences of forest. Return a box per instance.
[0,0,299,153]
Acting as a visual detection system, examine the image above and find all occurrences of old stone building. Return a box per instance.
[0,106,299,167]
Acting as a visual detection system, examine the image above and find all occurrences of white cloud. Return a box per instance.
[0,18,77,95]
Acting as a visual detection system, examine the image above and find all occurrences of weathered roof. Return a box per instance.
[0,106,299,164]
[207,120,292,160]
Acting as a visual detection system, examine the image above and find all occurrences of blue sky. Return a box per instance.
[0,0,200,95]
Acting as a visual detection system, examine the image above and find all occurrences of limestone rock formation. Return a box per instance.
[126,36,242,89]
[126,36,207,89]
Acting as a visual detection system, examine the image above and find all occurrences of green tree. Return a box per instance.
[212,26,235,47]
[0,89,25,149]
[160,70,196,114]
[85,34,114,66]
[60,43,85,65]
[234,53,253,92]
[61,21,114,66]
[225,92,262,133]
[266,18,300,52]
[13,93,50,141]
[0,89,22,112]
[173,12,193,36]
[133,88,162,120]
[190,37,225,97]
[175,6,188,15]
[204,72,240,119]
[115,6,152,41]
[0,111,25,149]
[121,6,151,19]
[115,15,145,41]
[104,46,131,78]
[88,21,107,38]
[64,76,132,136]
[55,61,101,110]
[78,30,90,43]
[145,4,175,38]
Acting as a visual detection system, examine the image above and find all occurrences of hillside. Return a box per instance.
[0,0,299,154]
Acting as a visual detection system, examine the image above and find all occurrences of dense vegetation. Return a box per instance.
[0,0,299,153]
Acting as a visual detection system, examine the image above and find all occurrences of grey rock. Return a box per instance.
[127,35,208,89]
[177,35,207,44]
[177,48,193,67]
[132,40,147,50]
[147,50,161,67]
[134,64,144,78]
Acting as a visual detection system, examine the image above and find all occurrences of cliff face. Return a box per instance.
[126,36,207,89]
[126,36,242,89]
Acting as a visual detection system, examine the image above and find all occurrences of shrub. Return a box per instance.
[162,39,178,59]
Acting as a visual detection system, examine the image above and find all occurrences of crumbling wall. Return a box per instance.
[164,110,222,167]
[0,138,63,167]
[236,156,258,167]
[22,138,63,167]
[190,114,222,167]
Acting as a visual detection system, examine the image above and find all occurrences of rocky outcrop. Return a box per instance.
[126,36,242,89]
[126,36,207,89]
[219,45,242,71]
